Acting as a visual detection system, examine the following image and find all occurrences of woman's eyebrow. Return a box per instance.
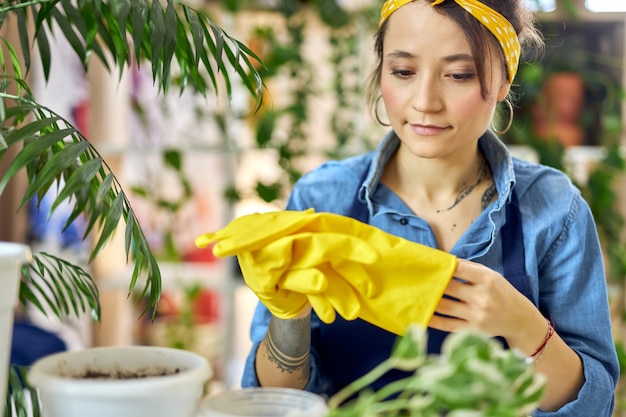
[442,53,474,63]
[385,50,415,59]
[385,50,474,63]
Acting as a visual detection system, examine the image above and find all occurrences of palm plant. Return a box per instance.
[0,1,262,415]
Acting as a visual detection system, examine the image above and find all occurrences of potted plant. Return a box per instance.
[26,345,212,417]
[324,326,545,417]
[0,243,30,413]
[198,327,546,417]
[0,1,263,416]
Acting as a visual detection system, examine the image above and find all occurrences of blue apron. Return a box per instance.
[314,189,535,396]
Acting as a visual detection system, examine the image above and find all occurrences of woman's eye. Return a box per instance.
[450,73,476,81]
[390,70,414,78]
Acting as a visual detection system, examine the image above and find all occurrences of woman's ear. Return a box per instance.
[497,81,511,102]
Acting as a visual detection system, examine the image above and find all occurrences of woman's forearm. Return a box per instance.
[532,333,584,412]
[505,311,584,412]
[255,309,312,389]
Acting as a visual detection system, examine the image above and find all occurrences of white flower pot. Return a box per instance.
[0,242,31,415]
[27,345,212,417]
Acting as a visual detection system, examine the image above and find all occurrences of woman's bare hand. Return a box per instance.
[429,259,538,341]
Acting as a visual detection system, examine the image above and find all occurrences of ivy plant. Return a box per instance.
[326,326,546,417]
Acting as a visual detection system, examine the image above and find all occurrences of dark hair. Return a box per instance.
[366,0,543,112]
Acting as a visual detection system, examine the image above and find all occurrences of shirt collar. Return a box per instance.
[358,130,398,204]
[359,129,516,209]
[479,130,516,209]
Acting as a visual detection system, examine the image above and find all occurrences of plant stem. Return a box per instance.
[327,358,398,409]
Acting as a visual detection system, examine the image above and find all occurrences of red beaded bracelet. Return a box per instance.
[526,316,555,365]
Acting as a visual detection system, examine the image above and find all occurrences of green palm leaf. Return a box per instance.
[21,252,100,319]
[0,0,263,315]
[5,365,28,417]
[1,92,160,314]
[0,2,265,416]
[9,0,264,101]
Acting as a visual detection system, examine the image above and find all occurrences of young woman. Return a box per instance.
[240,1,619,415]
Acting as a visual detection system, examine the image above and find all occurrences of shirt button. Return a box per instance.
[399,218,408,225]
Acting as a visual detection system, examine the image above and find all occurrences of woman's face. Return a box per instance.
[380,1,510,160]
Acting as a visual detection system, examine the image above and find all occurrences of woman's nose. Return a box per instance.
[411,76,443,113]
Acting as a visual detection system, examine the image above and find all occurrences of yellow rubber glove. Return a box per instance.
[241,232,457,335]
[195,208,318,254]
[235,232,380,320]
[310,251,454,335]
[196,210,458,335]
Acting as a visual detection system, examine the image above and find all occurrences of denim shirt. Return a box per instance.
[241,130,619,416]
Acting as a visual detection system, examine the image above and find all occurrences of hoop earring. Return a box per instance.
[491,99,513,135]
[374,96,390,127]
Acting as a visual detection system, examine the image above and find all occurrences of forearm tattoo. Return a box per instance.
[263,315,311,381]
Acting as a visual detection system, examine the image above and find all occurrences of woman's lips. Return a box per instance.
[410,124,448,136]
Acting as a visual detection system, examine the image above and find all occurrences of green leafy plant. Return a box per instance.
[1,0,262,312]
[0,0,263,416]
[326,326,546,417]
[129,148,193,262]
[219,0,381,206]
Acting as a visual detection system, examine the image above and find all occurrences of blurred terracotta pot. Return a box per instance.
[532,71,585,147]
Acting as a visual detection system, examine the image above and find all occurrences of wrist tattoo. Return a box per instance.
[264,316,311,380]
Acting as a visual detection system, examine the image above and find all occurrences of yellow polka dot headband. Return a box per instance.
[379,0,520,82]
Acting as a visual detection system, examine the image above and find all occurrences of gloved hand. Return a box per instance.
[196,209,457,335]
[195,208,318,254]
[235,231,380,320]
[240,232,457,335]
